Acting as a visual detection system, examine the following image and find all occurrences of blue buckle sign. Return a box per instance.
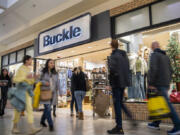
[38,13,91,54]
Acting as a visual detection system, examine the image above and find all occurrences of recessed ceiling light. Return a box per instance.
[88,46,92,48]
[71,51,75,53]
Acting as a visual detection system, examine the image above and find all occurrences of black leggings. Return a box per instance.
[0,88,8,116]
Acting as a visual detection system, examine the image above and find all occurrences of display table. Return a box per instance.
[112,102,180,124]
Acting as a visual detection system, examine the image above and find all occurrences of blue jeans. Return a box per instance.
[135,72,145,99]
[128,74,136,99]
[112,88,133,128]
[41,104,53,126]
[152,87,180,129]
[70,91,78,113]
[74,91,86,112]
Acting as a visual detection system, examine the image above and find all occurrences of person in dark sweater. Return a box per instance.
[107,39,136,135]
[147,41,180,135]
[0,69,11,116]
[0,68,12,117]
[70,67,78,117]
[73,66,86,120]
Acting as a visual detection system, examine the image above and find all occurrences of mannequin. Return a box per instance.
[132,51,147,100]
[127,53,137,100]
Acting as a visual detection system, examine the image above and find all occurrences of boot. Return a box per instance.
[53,106,56,117]
[78,112,84,120]
[49,125,54,132]
[12,123,21,134]
[28,124,42,135]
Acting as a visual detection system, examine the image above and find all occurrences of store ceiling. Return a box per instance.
[37,38,112,64]
[0,0,131,53]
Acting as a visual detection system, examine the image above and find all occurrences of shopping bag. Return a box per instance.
[170,90,180,103]
[147,89,171,121]
[33,82,42,109]
[94,91,110,117]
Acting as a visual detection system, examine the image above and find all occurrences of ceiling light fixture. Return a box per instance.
[71,51,75,53]
[88,46,92,48]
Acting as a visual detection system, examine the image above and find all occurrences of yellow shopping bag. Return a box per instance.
[33,82,42,109]
[147,89,171,121]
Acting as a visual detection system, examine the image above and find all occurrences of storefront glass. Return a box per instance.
[9,52,16,64]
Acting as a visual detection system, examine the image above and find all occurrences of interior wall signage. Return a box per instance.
[38,13,91,54]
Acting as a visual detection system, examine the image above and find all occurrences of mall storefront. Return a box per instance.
[110,0,180,123]
[34,11,112,115]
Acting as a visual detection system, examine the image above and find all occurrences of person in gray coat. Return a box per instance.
[40,59,60,132]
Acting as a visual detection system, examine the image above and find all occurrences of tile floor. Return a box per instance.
[0,108,173,135]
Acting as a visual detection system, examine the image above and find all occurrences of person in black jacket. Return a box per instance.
[107,39,135,135]
[74,66,86,120]
[0,68,12,117]
[70,67,78,117]
[148,41,180,135]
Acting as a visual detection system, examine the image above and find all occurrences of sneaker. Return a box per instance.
[107,126,124,134]
[147,123,160,130]
[168,127,180,135]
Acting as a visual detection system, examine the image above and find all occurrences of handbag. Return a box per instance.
[40,90,52,101]
[147,89,171,121]
[170,89,180,103]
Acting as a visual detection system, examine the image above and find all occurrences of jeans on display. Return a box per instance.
[144,73,148,96]
[70,91,78,113]
[112,88,133,128]
[74,91,86,113]
[128,73,136,99]
[151,87,180,129]
[134,72,145,99]
[41,104,53,126]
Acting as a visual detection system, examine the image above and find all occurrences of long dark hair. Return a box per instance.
[0,68,10,80]
[23,55,32,64]
[42,59,57,74]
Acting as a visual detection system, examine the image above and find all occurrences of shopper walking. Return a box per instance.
[70,67,78,117]
[40,59,59,131]
[147,41,180,135]
[107,39,136,135]
[0,69,11,117]
[73,67,86,120]
[11,55,42,134]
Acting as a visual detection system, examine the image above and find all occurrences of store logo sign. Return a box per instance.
[43,26,81,47]
[38,13,91,54]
